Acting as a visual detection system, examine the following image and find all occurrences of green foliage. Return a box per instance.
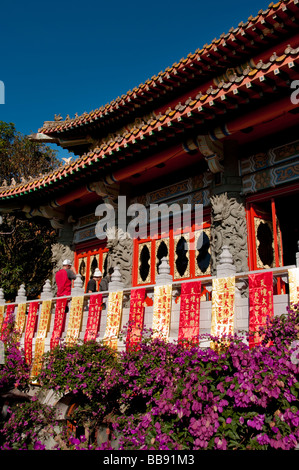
[0,398,58,450]
[0,121,59,185]
[0,121,60,299]
[0,215,57,299]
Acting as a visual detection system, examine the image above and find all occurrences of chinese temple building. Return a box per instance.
[1,1,299,290]
[0,0,299,361]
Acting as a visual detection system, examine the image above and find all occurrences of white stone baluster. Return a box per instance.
[109,265,124,291]
[15,284,27,304]
[155,257,173,285]
[216,245,236,279]
[40,279,53,300]
[0,288,5,306]
[71,274,84,296]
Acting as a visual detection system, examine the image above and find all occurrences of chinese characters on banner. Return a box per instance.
[84,293,103,342]
[104,291,123,350]
[288,268,299,307]
[1,304,15,340]
[31,300,52,378]
[126,288,146,351]
[211,276,235,345]
[24,302,39,365]
[65,296,84,346]
[152,284,172,340]
[0,305,5,332]
[248,271,273,349]
[15,303,27,338]
[50,298,68,349]
[178,281,201,345]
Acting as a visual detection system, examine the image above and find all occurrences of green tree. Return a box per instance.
[0,121,59,185]
[0,121,60,300]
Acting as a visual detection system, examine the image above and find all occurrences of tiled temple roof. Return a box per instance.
[38,0,299,136]
[0,0,299,202]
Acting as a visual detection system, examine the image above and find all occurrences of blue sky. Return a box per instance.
[0,0,271,160]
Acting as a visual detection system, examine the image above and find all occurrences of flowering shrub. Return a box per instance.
[38,339,122,438]
[0,313,30,393]
[1,306,298,450]
[0,397,58,450]
[113,327,299,450]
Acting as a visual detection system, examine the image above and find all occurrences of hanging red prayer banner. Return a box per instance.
[50,298,68,349]
[248,271,273,348]
[24,301,39,365]
[84,293,103,342]
[126,288,146,351]
[178,281,201,345]
[1,304,15,340]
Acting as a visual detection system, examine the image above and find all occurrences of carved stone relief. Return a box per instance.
[104,227,133,287]
[210,192,248,274]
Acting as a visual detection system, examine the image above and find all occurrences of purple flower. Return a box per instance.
[33,441,46,450]
[214,437,227,450]
[247,414,265,431]
[256,434,270,446]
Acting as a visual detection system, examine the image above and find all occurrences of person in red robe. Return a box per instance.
[55,259,77,297]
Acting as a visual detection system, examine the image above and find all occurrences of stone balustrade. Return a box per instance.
[0,246,298,357]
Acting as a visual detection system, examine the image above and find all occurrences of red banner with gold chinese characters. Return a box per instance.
[178,281,201,344]
[1,304,15,340]
[249,271,273,348]
[50,298,68,349]
[84,294,103,342]
[104,291,123,350]
[211,276,235,344]
[24,302,39,365]
[152,284,172,340]
[30,300,52,378]
[65,296,84,346]
[126,288,146,351]
[288,268,299,307]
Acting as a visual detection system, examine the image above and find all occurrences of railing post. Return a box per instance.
[15,284,27,304]
[71,274,84,297]
[0,288,5,306]
[216,246,236,279]
[40,279,53,300]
